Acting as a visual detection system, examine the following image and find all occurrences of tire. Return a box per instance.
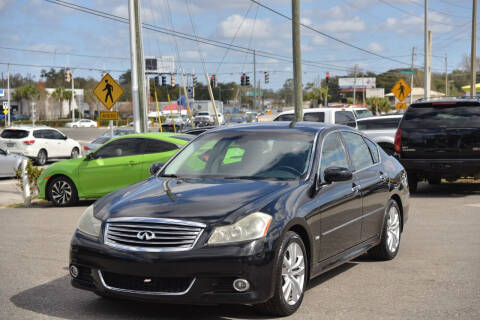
[36,149,47,166]
[368,199,402,261]
[47,176,78,206]
[255,231,307,317]
[428,177,441,185]
[407,173,418,194]
[70,147,79,159]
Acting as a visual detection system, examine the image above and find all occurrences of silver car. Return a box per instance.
[0,147,25,178]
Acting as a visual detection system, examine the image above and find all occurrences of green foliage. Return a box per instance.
[14,160,44,198]
[367,97,392,115]
[12,84,42,101]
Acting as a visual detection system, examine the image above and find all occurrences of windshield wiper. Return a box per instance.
[161,174,178,178]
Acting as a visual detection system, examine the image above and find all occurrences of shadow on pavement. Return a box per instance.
[411,181,480,198]
[10,263,357,320]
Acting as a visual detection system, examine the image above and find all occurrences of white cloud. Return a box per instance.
[219,14,272,39]
[322,17,366,33]
[368,42,383,53]
[312,35,326,46]
[0,0,14,11]
[383,12,453,34]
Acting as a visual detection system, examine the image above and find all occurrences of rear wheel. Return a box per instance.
[255,231,307,317]
[369,199,401,261]
[36,149,47,166]
[70,147,79,159]
[48,176,78,206]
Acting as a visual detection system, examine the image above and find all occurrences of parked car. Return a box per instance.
[102,128,135,137]
[357,114,403,155]
[245,111,259,122]
[82,136,111,155]
[0,147,26,178]
[128,120,153,127]
[394,98,480,192]
[65,119,98,128]
[37,133,193,206]
[194,115,213,127]
[68,122,409,316]
[274,107,357,127]
[0,126,81,165]
[228,114,247,124]
[162,115,186,132]
[11,114,30,121]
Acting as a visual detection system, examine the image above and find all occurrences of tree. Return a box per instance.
[50,87,72,118]
[12,84,41,101]
[367,97,391,115]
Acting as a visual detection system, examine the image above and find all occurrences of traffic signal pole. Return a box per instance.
[205,73,220,125]
[253,49,257,110]
[180,73,195,128]
[291,0,303,122]
[471,0,477,98]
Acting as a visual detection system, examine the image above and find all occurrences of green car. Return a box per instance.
[37,133,192,206]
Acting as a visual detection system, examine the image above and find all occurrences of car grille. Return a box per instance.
[104,217,206,252]
[99,271,194,295]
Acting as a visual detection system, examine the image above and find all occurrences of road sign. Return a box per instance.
[0,89,4,97]
[2,101,7,109]
[246,90,263,97]
[400,70,416,75]
[99,111,119,121]
[396,102,407,110]
[93,73,123,110]
[3,109,8,115]
[391,79,411,102]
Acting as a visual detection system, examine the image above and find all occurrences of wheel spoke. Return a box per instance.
[283,279,292,302]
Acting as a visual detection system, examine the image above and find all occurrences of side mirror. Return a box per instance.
[324,166,352,183]
[63,136,68,140]
[150,162,165,176]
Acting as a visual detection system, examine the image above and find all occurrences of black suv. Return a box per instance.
[394,98,480,192]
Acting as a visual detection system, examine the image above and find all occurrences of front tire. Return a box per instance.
[71,147,79,159]
[256,231,307,317]
[48,176,78,206]
[369,199,402,261]
[36,149,47,166]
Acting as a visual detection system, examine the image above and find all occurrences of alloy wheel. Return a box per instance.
[71,148,79,158]
[281,242,305,306]
[387,206,400,253]
[51,180,72,205]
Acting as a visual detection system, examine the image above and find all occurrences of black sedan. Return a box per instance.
[69,122,409,316]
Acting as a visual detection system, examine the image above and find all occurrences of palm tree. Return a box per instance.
[12,84,42,122]
[50,87,72,119]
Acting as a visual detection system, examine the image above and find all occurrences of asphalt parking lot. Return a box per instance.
[0,182,479,320]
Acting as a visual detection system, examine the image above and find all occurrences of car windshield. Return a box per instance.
[355,109,373,119]
[162,131,315,180]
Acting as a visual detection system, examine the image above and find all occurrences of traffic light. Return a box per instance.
[162,75,167,86]
[154,76,159,87]
[192,75,197,87]
[245,75,250,86]
[241,73,246,86]
[210,74,217,88]
[264,71,269,84]
[171,74,175,87]
[326,72,330,84]
[65,68,71,82]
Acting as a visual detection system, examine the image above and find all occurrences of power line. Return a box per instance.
[0,46,129,61]
[249,0,412,66]
[406,0,471,19]
[0,61,127,73]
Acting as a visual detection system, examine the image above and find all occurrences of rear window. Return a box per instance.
[1,129,29,139]
[357,117,402,130]
[401,104,480,128]
[335,111,356,127]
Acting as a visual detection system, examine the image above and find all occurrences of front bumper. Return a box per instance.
[70,230,276,305]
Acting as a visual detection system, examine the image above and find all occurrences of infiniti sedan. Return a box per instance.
[69,122,409,316]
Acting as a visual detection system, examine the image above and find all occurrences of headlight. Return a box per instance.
[77,205,102,237]
[208,212,272,245]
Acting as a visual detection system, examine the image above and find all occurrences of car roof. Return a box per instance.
[202,121,351,134]
[276,107,354,116]
[108,132,193,144]
[411,98,480,106]
[5,125,52,130]
[357,114,403,121]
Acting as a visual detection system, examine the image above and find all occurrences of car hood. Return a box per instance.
[94,177,296,225]
[42,157,85,175]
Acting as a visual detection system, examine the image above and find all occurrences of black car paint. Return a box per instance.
[70,122,409,305]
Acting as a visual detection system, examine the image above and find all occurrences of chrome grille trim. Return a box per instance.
[98,271,196,296]
[104,217,206,252]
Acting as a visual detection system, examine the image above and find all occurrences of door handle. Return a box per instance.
[352,183,361,193]
[379,171,388,182]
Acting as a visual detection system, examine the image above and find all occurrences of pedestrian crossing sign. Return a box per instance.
[93,73,123,110]
[391,78,411,102]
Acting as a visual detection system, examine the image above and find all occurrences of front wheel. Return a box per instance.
[36,149,47,166]
[70,147,79,159]
[368,199,402,261]
[48,176,78,206]
[255,231,307,316]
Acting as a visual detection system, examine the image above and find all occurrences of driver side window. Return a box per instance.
[319,133,349,180]
[94,138,140,159]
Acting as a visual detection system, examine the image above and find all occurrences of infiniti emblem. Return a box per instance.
[137,231,155,240]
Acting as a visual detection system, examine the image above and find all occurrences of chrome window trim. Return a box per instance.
[98,270,196,296]
[104,217,206,253]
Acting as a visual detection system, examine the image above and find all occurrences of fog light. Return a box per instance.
[233,279,250,292]
[69,265,79,278]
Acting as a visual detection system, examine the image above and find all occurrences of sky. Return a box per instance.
[0,0,475,90]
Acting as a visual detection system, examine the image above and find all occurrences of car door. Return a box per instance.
[314,132,363,261]
[48,129,69,157]
[139,138,179,180]
[0,148,17,176]
[340,132,388,242]
[33,129,55,157]
[77,138,143,197]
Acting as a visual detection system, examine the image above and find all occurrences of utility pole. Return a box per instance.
[362,75,365,107]
[427,31,432,98]
[7,63,10,127]
[353,64,358,104]
[71,70,75,123]
[253,49,257,110]
[410,46,415,105]
[445,53,448,95]
[424,0,430,99]
[471,0,477,97]
[128,0,147,133]
[292,0,303,122]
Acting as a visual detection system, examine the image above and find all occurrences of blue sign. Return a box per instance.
[0,89,4,97]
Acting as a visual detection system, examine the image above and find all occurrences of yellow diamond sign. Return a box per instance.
[93,73,123,110]
[391,78,411,102]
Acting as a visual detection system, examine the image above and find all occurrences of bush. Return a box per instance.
[14,160,44,199]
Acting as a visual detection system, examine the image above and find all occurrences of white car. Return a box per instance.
[0,126,81,165]
[65,119,98,128]
[357,114,403,155]
[273,107,357,127]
